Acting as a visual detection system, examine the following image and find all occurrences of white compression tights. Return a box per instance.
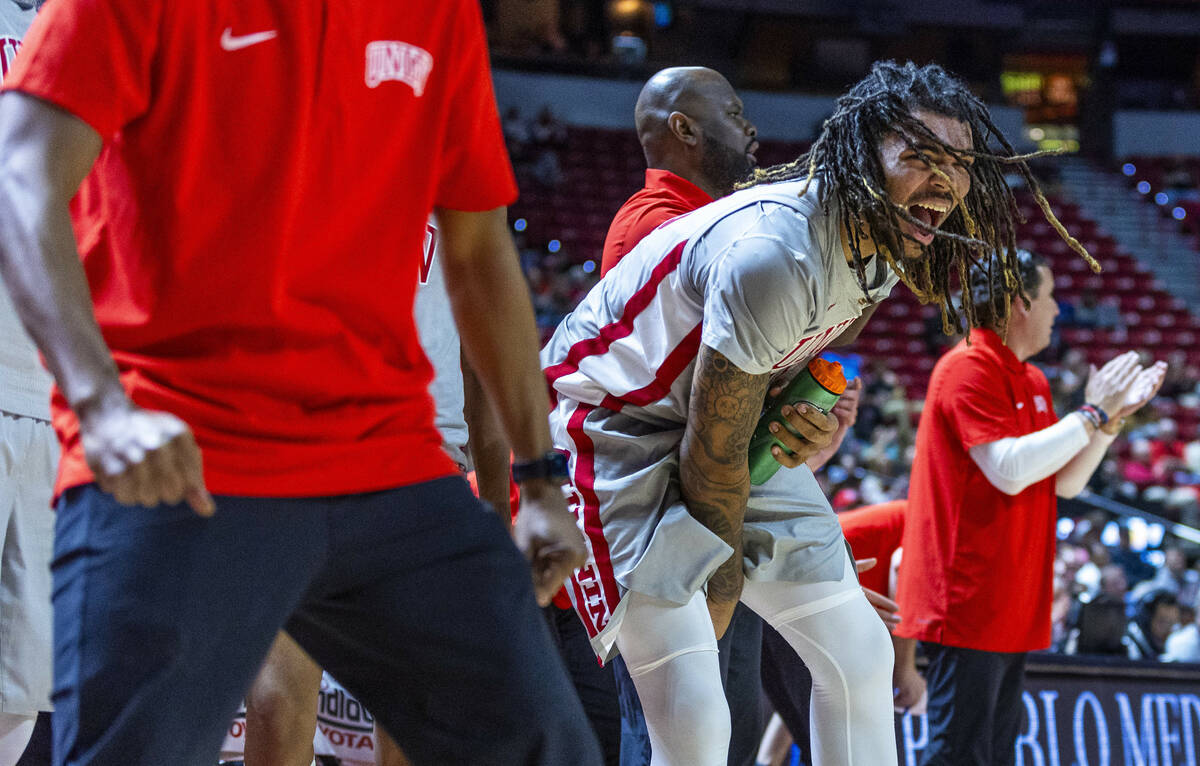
[615,551,898,766]
[0,713,35,766]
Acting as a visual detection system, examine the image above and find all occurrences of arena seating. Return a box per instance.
[510,129,1200,425]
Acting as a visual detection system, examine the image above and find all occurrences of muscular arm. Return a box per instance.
[0,92,111,415]
[680,345,769,613]
[0,92,213,512]
[461,353,513,529]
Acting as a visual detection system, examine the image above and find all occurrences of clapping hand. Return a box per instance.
[1114,360,1167,420]
[1084,351,1143,420]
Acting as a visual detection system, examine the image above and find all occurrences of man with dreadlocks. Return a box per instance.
[896,249,1165,766]
[543,60,1090,765]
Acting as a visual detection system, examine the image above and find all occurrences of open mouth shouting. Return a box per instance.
[747,139,759,166]
[904,198,953,246]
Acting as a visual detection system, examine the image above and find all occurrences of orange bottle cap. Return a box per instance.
[807,358,847,394]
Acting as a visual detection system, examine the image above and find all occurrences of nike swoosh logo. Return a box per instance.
[220,27,277,51]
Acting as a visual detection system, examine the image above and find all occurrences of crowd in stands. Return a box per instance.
[505,110,1200,665]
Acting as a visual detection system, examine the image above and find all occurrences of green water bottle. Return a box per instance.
[747,357,847,485]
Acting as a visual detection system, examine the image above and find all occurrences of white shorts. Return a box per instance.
[0,410,57,714]
[552,397,846,661]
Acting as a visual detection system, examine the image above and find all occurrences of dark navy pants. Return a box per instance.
[919,642,1027,766]
[52,479,602,766]
[544,605,621,766]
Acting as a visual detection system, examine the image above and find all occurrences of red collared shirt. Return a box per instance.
[896,328,1059,653]
[600,169,713,275]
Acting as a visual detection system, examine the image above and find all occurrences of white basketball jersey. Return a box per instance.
[542,179,898,422]
[415,214,469,467]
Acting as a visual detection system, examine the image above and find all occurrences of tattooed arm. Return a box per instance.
[680,344,770,638]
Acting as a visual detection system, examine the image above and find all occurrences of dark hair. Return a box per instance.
[740,60,1096,333]
[1134,588,1180,653]
[969,249,1048,329]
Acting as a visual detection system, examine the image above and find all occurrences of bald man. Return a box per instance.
[599,66,758,275]
[591,66,765,766]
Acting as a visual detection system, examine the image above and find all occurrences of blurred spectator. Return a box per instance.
[1100,563,1131,603]
[1162,604,1200,662]
[1121,439,1157,488]
[1065,588,1129,657]
[1074,543,1114,596]
[531,148,565,188]
[531,106,568,149]
[1158,351,1196,399]
[1111,525,1159,586]
[503,107,533,163]
[1070,289,1121,331]
[1047,348,1089,413]
[1148,418,1187,481]
[524,107,567,188]
[1131,546,1199,607]
[1124,590,1181,660]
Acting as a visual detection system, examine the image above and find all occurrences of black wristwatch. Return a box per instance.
[511,450,570,484]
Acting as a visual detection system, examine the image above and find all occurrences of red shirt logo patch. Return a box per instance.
[364,41,433,94]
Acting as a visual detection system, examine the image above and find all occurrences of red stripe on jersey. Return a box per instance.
[600,322,704,412]
[564,402,622,639]
[544,240,687,386]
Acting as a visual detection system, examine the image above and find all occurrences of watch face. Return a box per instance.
[513,451,569,482]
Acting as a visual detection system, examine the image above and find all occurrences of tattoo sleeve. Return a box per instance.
[680,344,770,605]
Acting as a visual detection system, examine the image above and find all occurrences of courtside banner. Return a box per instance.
[896,656,1200,765]
[222,673,377,765]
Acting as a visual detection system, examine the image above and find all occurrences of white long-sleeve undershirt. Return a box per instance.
[968,412,1116,497]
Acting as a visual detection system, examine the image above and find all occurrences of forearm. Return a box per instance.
[680,346,769,603]
[461,356,514,527]
[0,100,116,416]
[892,635,917,671]
[680,442,749,602]
[436,206,553,461]
[1055,428,1118,498]
[968,413,1092,495]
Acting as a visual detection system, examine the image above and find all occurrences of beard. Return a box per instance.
[699,139,753,198]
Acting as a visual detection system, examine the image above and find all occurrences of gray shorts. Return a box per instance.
[551,398,845,661]
[0,410,56,713]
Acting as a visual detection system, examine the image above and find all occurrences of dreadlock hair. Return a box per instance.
[739,60,1096,334]
[969,248,1047,331]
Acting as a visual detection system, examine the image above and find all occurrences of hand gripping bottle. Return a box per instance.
[747,357,846,485]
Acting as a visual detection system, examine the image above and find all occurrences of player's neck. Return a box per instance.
[839,219,879,268]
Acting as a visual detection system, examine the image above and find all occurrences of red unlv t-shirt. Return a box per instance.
[5,0,517,497]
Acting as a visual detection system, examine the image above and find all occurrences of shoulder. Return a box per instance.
[928,343,1004,400]
[615,190,696,235]
[1025,362,1052,390]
